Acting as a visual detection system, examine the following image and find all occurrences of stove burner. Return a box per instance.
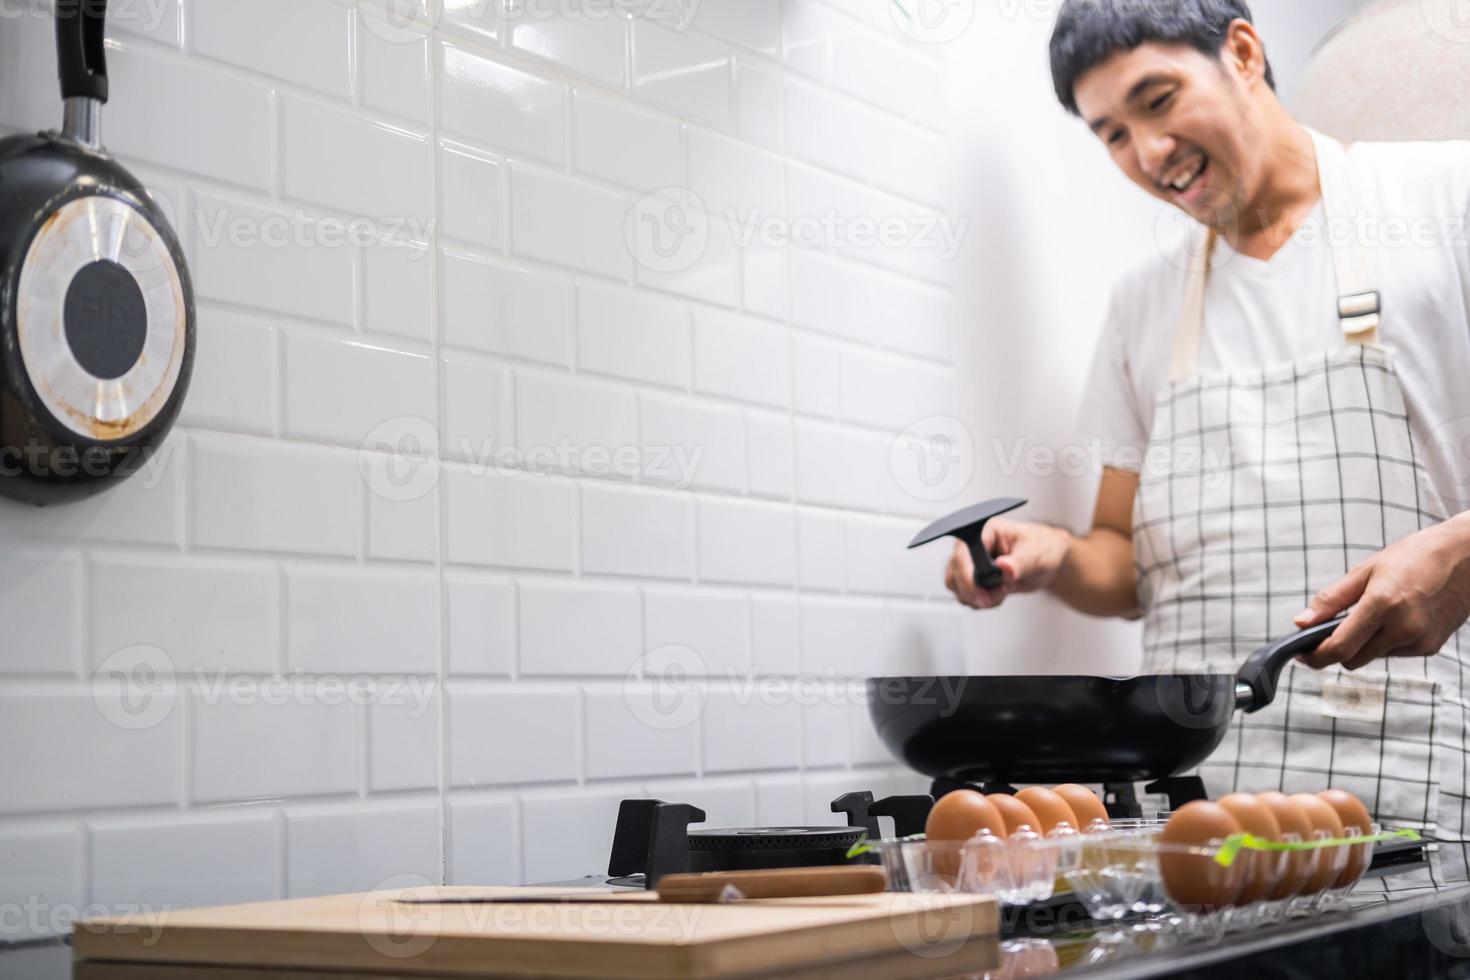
[686,826,864,872]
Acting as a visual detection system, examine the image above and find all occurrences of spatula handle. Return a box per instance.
[654,866,887,903]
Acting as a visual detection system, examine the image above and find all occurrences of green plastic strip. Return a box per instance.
[1211,828,1421,867]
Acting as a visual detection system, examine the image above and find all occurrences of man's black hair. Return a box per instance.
[1050,0,1275,115]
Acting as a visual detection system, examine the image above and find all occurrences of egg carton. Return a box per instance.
[856,822,1416,932]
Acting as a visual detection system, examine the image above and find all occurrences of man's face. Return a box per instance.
[1072,42,1262,226]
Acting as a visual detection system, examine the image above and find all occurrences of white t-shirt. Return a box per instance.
[1082,138,1470,511]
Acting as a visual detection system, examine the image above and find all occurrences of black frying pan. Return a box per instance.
[875,499,1346,784]
[0,0,194,505]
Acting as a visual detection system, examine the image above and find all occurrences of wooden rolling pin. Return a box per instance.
[654,866,888,903]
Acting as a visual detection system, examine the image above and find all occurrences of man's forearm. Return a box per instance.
[1046,526,1141,618]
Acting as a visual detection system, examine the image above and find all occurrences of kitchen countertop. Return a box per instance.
[7,885,1470,979]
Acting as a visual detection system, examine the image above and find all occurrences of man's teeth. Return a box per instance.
[1169,157,1207,192]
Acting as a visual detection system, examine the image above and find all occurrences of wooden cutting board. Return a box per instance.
[73,885,999,980]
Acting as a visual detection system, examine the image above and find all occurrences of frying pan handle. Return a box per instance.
[1234,614,1350,712]
[56,0,109,104]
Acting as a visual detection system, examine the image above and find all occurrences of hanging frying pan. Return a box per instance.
[873,499,1347,785]
[0,0,194,506]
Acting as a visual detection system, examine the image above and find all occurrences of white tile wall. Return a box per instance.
[0,0,958,931]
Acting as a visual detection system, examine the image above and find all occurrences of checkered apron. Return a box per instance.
[1133,129,1470,888]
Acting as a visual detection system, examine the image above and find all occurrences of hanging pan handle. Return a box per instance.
[56,0,109,103]
[1234,613,1350,712]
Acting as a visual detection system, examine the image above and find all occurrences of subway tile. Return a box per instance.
[444,466,577,572]
[643,778,755,827]
[370,690,441,792]
[746,410,794,500]
[448,797,518,885]
[440,0,502,44]
[839,348,955,431]
[285,566,438,674]
[797,506,846,591]
[442,354,514,461]
[111,0,181,45]
[192,192,355,326]
[178,308,275,435]
[510,164,628,279]
[0,694,178,813]
[734,58,783,149]
[448,686,578,786]
[520,790,623,883]
[632,20,732,129]
[0,552,79,675]
[584,687,697,779]
[572,92,682,193]
[0,828,80,941]
[105,41,271,188]
[363,238,434,343]
[687,128,784,218]
[441,250,575,366]
[803,698,848,768]
[792,334,842,418]
[702,689,800,773]
[798,596,892,676]
[91,813,278,911]
[687,0,781,55]
[697,498,796,586]
[782,77,880,183]
[740,235,789,321]
[692,308,790,408]
[582,483,694,580]
[754,775,805,826]
[360,9,432,123]
[194,0,352,98]
[190,435,359,558]
[286,803,440,896]
[192,695,357,803]
[793,421,890,512]
[365,455,439,563]
[445,573,515,676]
[844,513,941,597]
[92,557,277,674]
[519,581,640,676]
[440,140,504,248]
[514,371,637,471]
[869,275,954,362]
[644,587,749,675]
[281,96,433,221]
[631,198,741,308]
[283,331,435,447]
[751,595,798,675]
[576,284,690,390]
[440,42,566,163]
[639,392,745,493]
[788,250,873,343]
[509,2,627,86]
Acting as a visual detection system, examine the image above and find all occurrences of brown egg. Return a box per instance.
[1052,784,1110,829]
[1290,793,1346,896]
[1016,787,1079,834]
[1318,789,1374,890]
[925,789,1005,842]
[1216,793,1284,905]
[1158,801,1245,910]
[1256,792,1316,899]
[986,794,1043,836]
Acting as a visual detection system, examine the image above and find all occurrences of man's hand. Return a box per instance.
[944,520,1070,610]
[1294,514,1470,671]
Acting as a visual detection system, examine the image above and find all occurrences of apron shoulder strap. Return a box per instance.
[1166,127,1381,384]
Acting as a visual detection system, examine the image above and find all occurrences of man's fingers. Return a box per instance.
[1295,564,1372,628]
[1299,602,1383,670]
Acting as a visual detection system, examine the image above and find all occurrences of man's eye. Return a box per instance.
[1150,92,1175,111]
[1108,130,1126,146]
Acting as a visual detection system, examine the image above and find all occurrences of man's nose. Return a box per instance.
[1135,131,1178,184]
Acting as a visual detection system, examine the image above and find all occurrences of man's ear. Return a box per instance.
[1222,18,1268,87]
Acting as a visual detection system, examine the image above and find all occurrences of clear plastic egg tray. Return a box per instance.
[851,820,1420,932]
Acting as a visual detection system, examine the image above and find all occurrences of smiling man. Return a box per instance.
[944,0,1470,885]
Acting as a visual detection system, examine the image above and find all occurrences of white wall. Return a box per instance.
[0,0,967,940]
[944,0,1362,677]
